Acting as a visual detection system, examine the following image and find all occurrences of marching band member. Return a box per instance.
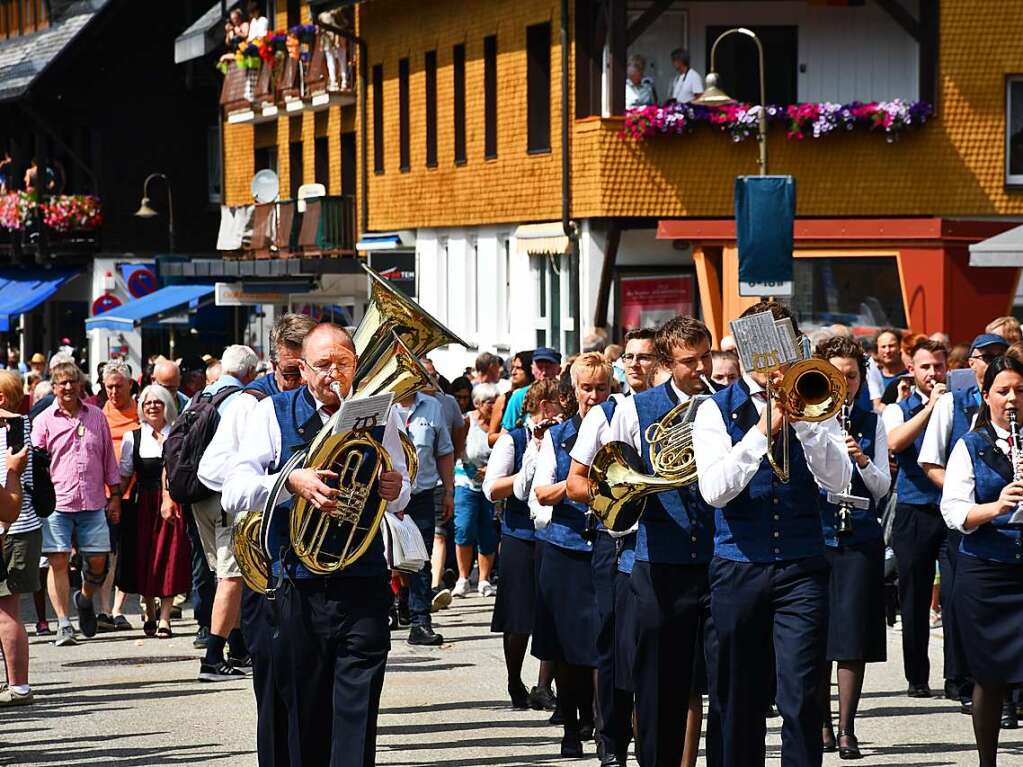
[693,301,850,767]
[222,322,410,767]
[813,337,891,759]
[565,327,657,767]
[483,378,561,711]
[882,337,948,699]
[919,333,1008,713]
[530,353,612,758]
[940,354,1023,767]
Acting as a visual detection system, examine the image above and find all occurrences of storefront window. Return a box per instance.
[1007,76,1023,186]
[790,256,906,332]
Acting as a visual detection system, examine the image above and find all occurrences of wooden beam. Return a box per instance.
[625,0,675,48]
[607,0,626,115]
[872,0,919,40]
[593,224,620,329]
[693,246,725,346]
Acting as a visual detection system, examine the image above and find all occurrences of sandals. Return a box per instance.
[156,625,173,639]
[143,620,157,637]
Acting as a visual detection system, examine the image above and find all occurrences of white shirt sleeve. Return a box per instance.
[482,433,515,502]
[606,396,642,453]
[791,417,853,494]
[693,397,770,507]
[528,432,557,528]
[198,392,258,493]
[513,439,540,502]
[569,406,611,466]
[940,440,980,534]
[881,403,906,436]
[119,429,135,479]
[221,396,286,515]
[866,358,884,400]
[917,393,954,467]
[382,407,411,514]
[856,415,892,504]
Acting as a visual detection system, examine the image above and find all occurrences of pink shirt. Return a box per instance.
[31,400,120,512]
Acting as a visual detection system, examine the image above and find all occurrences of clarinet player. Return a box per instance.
[941,354,1023,767]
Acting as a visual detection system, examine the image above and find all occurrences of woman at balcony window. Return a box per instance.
[245,0,268,41]
[625,54,656,109]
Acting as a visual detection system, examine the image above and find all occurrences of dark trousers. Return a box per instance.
[274,576,391,767]
[242,587,290,767]
[184,504,215,629]
[891,503,948,687]
[710,556,828,767]
[632,559,709,767]
[941,530,974,699]
[406,489,440,629]
[592,534,633,760]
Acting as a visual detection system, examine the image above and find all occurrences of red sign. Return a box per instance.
[92,293,122,316]
[127,267,158,298]
[619,274,694,330]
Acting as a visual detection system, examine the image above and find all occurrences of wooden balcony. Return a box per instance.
[218,195,356,260]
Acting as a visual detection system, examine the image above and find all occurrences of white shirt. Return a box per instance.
[626,79,656,108]
[693,374,851,508]
[670,68,704,103]
[851,414,892,504]
[221,393,411,516]
[881,396,911,434]
[940,425,1011,534]
[918,391,976,468]
[528,431,560,528]
[246,15,269,40]
[119,424,171,478]
[482,430,538,503]
[569,393,629,467]
[198,391,261,493]
[865,357,885,401]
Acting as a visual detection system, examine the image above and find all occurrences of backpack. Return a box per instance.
[164,387,241,504]
[5,416,55,518]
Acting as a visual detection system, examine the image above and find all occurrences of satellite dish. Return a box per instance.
[251,169,280,204]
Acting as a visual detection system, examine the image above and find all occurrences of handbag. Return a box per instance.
[380,512,430,573]
[4,416,55,518]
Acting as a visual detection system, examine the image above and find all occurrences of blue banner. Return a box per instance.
[734,176,795,284]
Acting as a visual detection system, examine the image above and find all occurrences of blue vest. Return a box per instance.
[537,415,591,552]
[960,429,1023,564]
[267,387,388,580]
[633,382,714,565]
[894,393,940,506]
[247,371,280,398]
[819,406,883,548]
[501,427,535,541]
[711,380,825,563]
[947,384,981,461]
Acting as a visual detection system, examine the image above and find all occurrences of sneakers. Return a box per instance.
[35,621,51,637]
[74,591,97,638]
[54,625,78,647]
[96,613,117,633]
[478,580,497,597]
[227,654,253,670]
[0,686,33,707]
[430,587,452,613]
[198,661,248,682]
[451,578,471,598]
[193,626,211,649]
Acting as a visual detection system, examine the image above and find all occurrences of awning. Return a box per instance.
[85,285,215,332]
[356,231,417,251]
[175,2,225,64]
[514,222,569,256]
[969,224,1023,267]
[0,270,80,331]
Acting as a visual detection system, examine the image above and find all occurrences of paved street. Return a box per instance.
[4,595,1022,767]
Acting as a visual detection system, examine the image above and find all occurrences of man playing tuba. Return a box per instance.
[222,322,410,767]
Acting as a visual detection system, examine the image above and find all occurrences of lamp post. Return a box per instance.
[134,173,175,253]
[693,27,768,175]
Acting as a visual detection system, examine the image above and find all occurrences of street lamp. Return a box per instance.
[134,172,175,253]
[693,27,768,175]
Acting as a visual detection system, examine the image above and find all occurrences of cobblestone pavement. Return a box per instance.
[3,596,1022,766]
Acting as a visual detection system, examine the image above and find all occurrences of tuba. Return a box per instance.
[235,266,464,586]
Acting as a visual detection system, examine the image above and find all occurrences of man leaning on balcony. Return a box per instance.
[625,54,656,108]
[669,48,704,104]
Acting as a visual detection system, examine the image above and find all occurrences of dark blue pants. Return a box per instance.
[241,587,290,766]
[406,489,439,629]
[591,534,633,760]
[631,559,710,767]
[941,530,974,700]
[184,504,215,629]
[709,556,828,767]
[273,576,391,767]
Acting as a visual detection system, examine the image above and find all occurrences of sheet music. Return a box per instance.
[730,311,800,372]
[334,393,394,435]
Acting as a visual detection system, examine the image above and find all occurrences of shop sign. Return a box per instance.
[620,274,694,330]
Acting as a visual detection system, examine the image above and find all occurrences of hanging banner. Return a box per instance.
[735,175,795,297]
[619,274,694,330]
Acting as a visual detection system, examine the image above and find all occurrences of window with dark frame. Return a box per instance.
[453,43,467,165]
[399,57,411,172]
[1007,76,1023,187]
[288,115,303,199]
[425,50,438,168]
[526,22,551,154]
[372,63,384,174]
[286,0,301,29]
[484,35,498,160]
[314,136,330,188]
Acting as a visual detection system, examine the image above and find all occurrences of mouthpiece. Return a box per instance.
[330,382,342,397]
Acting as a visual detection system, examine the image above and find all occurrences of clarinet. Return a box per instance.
[1009,410,1023,526]
[835,401,855,537]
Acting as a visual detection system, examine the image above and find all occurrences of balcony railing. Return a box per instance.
[0,193,101,263]
[217,194,355,260]
[219,27,356,122]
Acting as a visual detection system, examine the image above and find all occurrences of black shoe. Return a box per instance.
[407,625,444,646]
[442,568,457,590]
[961,699,974,715]
[170,605,183,620]
[560,732,584,758]
[508,681,530,709]
[193,626,210,649]
[528,685,557,711]
[396,599,411,627]
[549,707,565,726]
[226,654,253,670]
[765,703,779,718]
[198,661,247,682]
[599,755,623,767]
[1002,701,1019,729]
[907,683,932,698]
[74,591,97,638]
[837,731,862,760]
[822,725,837,753]
[112,615,132,631]
[95,613,116,633]
[578,720,594,741]
[388,606,399,631]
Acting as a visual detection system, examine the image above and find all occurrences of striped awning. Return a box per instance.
[514,222,569,256]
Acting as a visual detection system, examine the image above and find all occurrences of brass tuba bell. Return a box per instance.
[233,511,270,593]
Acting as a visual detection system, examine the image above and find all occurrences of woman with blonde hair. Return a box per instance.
[986,316,1022,345]
[117,384,191,638]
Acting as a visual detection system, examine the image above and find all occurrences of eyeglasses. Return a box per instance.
[143,401,165,408]
[622,353,658,365]
[972,352,1002,364]
[302,357,356,377]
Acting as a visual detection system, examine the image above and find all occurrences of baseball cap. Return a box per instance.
[533,347,562,364]
[970,333,1008,352]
